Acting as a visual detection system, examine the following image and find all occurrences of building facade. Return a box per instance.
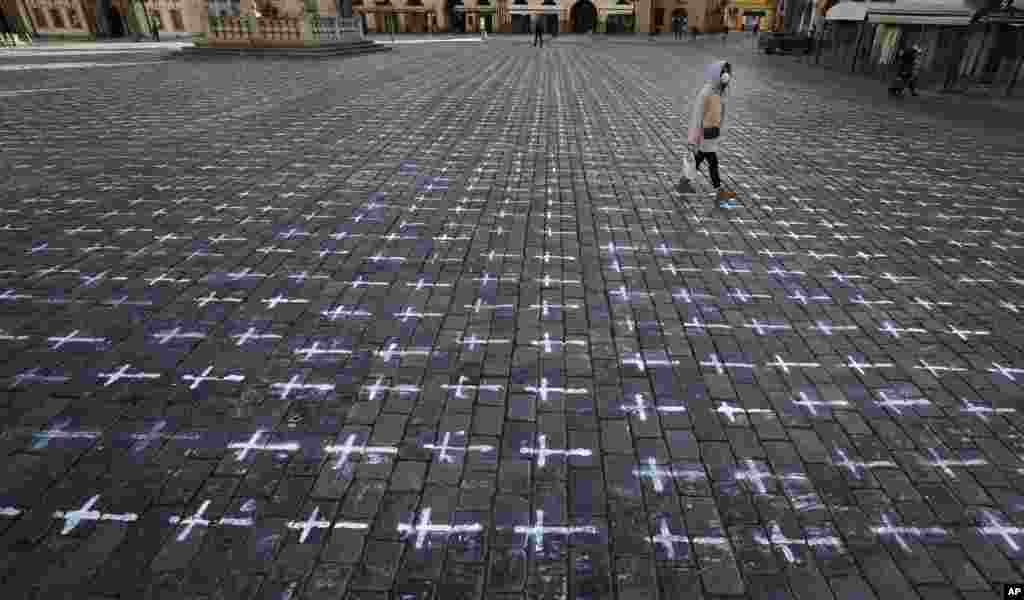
[1,0,768,36]
[0,0,206,37]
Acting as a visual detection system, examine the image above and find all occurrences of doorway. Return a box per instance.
[570,0,595,32]
[109,5,125,36]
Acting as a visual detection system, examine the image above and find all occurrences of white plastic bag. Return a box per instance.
[682,149,698,181]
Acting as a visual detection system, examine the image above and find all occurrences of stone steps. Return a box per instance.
[177,40,391,59]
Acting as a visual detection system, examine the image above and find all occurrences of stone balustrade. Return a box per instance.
[206,13,362,48]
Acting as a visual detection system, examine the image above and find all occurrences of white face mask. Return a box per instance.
[720,72,732,86]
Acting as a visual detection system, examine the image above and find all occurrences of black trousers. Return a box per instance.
[694,150,721,188]
[533,28,543,46]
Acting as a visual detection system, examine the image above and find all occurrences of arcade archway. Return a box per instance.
[570,0,595,33]
[109,6,125,36]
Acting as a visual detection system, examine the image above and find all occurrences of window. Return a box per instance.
[67,7,82,27]
[654,7,663,26]
[171,9,185,29]
[50,7,65,27]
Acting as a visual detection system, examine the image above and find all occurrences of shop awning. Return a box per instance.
[826,2,868,21]
[865,0,973,24]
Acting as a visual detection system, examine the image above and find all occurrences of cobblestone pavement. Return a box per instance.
[1,36,1023,600]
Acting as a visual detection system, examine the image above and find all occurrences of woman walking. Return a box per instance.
[685,60,737,204]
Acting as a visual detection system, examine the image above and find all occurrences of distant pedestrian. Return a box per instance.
[684,60,737,203]
[150,16,159,41]
[691,26,697,41]
[533,14,543,47]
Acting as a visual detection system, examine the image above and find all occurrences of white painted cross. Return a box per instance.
[733,460,775,495]
[832,447,896,478]
[228,430,301,461]
[874,391,931,415]
[701,354,756,375]
[989,362,1024,382]
[47,330,107,350]
[620,393,653,421]
[362,376,421,401]
[514,509,599,554]
[321,306,372,321]
[398,507,483,549]
[31,418,101,450]
[473,273,519,287]
[423,431,494,464]
[293,343,353,361]
[97,364,161,387]
[168,500,253,542]
[457,335,512,352]
[226,268,269,281]
[324,433,399,470]
[960,397,1016,422]
[753,522,843,563]
[792,392,850,416]
[393,306,445,323]
[977,510,1024,552]
[845,356,895,375]
[374,343,431,363]
[524,378,589,404]
[0,329,30,342]
[647,518,688,560]
[911,297,954,311]
[144,272,191,286]
[716,401,774,423]
[728,288,771,303]
[743,320,792,335]
[528,300,581,317]
[9,367,69,389]
[128,419,200,452]
[945,325,991,341]
[262,295,310,309]
[520,434,592,468]
[632,457,706,493]
[684,318,733,331]
[923,448,988,479]
[534,252,576,264]
[406,278,453,291]
[873,513,947,553]
[765,355,822,374]
[52,495,138,535]
[287,506,331,543]
[914,359,968,378]
[440,375,503,399]
[622,353,680,373]
[270,375,336,400]
[151,327,206,345]
[344,276,390,289]
[828,270,865,284]
[231,327,282,347]
[531,332,586,353]
[878,321,927,339]
[181,366,245,390]
[0,289,33,302]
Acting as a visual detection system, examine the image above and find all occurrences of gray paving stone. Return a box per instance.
[2,34,1023,600]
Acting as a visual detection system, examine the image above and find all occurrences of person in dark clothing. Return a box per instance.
[533,14,543,47]
[150,16,159,41]
[896,44,920,96]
